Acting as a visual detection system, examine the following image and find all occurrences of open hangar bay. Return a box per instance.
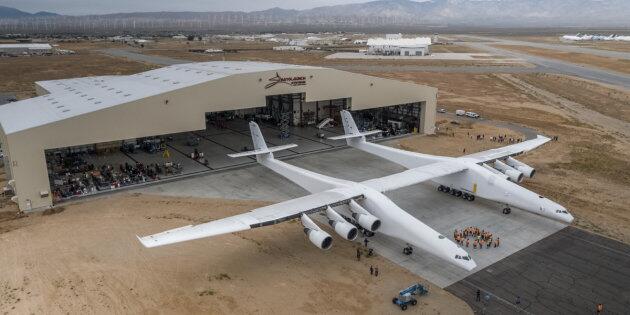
[0,61,437,212]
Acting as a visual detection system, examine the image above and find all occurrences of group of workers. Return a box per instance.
[454,226,500,249]
[467,132,524,144]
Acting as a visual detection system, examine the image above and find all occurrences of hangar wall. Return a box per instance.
[5,68,437,211]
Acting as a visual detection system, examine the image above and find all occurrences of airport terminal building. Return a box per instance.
[0,61,437,211]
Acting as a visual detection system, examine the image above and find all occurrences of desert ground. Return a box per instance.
[0,42,157,100]
[0,193,472,314]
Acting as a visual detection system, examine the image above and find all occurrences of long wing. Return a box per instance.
[463,135,551,163]
[361,161,467,193]
[137,187,363,248]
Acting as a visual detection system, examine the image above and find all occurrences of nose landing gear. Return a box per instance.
[502,207,511,214]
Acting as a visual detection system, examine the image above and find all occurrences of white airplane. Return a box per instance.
[137,122,477,271]
[330,110,574,224]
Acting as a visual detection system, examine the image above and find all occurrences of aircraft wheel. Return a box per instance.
[438,185,444,192]
[468,195,475,202]
[455,190,463,197]
[503,207,511,214]
[444,187,451,193]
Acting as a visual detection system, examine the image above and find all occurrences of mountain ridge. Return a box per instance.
[1,0,629,29]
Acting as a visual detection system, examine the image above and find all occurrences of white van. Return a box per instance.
[455,110,466,116]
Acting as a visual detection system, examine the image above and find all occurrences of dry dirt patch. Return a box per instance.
[0,46,156,100]
[0,194,471,314]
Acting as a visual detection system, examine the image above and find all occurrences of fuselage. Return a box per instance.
[435,159,574,223]
[260,155,476,271]
[352,140,573,223]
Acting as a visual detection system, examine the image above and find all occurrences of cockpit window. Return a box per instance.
[438,235,445,239]
[455,255,462,259]
[539,195,544,198]
[463,256,471,261]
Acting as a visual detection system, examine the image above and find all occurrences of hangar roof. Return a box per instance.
[0,43,52,50]
[367,37,431,47]
[0,61,318,135]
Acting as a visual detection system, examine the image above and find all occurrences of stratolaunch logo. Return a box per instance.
[265,72,307,89]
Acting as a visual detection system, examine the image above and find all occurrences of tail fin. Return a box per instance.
[227,121,297,161]
[328,110,382,142]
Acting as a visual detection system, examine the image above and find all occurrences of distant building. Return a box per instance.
[273,46,305,51]
[367,37,431,56]
[0,43,52,55]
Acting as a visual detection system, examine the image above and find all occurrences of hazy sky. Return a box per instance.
[0,0,392,15]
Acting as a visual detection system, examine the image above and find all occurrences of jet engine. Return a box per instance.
[301,214,333,250]
[493,160,524,183]
[326,207,358,241]
[505,157,536,178]
[349,200,381,232]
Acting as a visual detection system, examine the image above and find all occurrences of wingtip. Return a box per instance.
[136,235,151,248]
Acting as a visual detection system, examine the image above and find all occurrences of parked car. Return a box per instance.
[455,109,466,116]
[437,108,447,113]
[465,111,480,118]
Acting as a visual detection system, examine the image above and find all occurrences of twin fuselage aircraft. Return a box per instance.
[138,110,573,271]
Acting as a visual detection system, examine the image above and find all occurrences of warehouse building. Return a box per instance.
[0,61,437,211]
[0,43,53,55]
[367,37,432,56]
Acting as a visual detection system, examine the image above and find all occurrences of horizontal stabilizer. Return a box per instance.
[328,130,382,141]
[227,144,297,158]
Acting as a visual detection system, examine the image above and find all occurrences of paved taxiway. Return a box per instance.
[447,226,630,314]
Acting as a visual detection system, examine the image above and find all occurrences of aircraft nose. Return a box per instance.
[563,212,575,223]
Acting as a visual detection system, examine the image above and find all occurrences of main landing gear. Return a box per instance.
[502,207,512,215]
[437,185,475,202]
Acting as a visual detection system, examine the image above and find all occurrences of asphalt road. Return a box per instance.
[446,226,630,314]
[463,35,630,60]
[101,48,187,66]
[460,40,630,89]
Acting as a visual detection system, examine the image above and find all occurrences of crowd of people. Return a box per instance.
[454,226,500,249]
[467,132,524,144]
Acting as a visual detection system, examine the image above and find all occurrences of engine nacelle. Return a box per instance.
[493,160,524,183]
[330,220,359,241]
[301,214,333,250]
[505,157,536,178]
[349,200,381,232]
[305,229,333,250]
[326,207,358,240]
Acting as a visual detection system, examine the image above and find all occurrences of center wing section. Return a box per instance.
[137,187,363,248]
[361,161,467,193]
[463,135,551,163]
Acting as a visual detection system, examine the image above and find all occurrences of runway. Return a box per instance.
[459,40,630,89]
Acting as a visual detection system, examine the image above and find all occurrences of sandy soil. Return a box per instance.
[398,120,525,157]
[494,44,630,74]
[0,194,472,315]
[366,71,630,244]
[0,42,157,100]
[515,73,630,123]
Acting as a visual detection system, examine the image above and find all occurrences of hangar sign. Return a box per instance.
[265,72,307,89]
